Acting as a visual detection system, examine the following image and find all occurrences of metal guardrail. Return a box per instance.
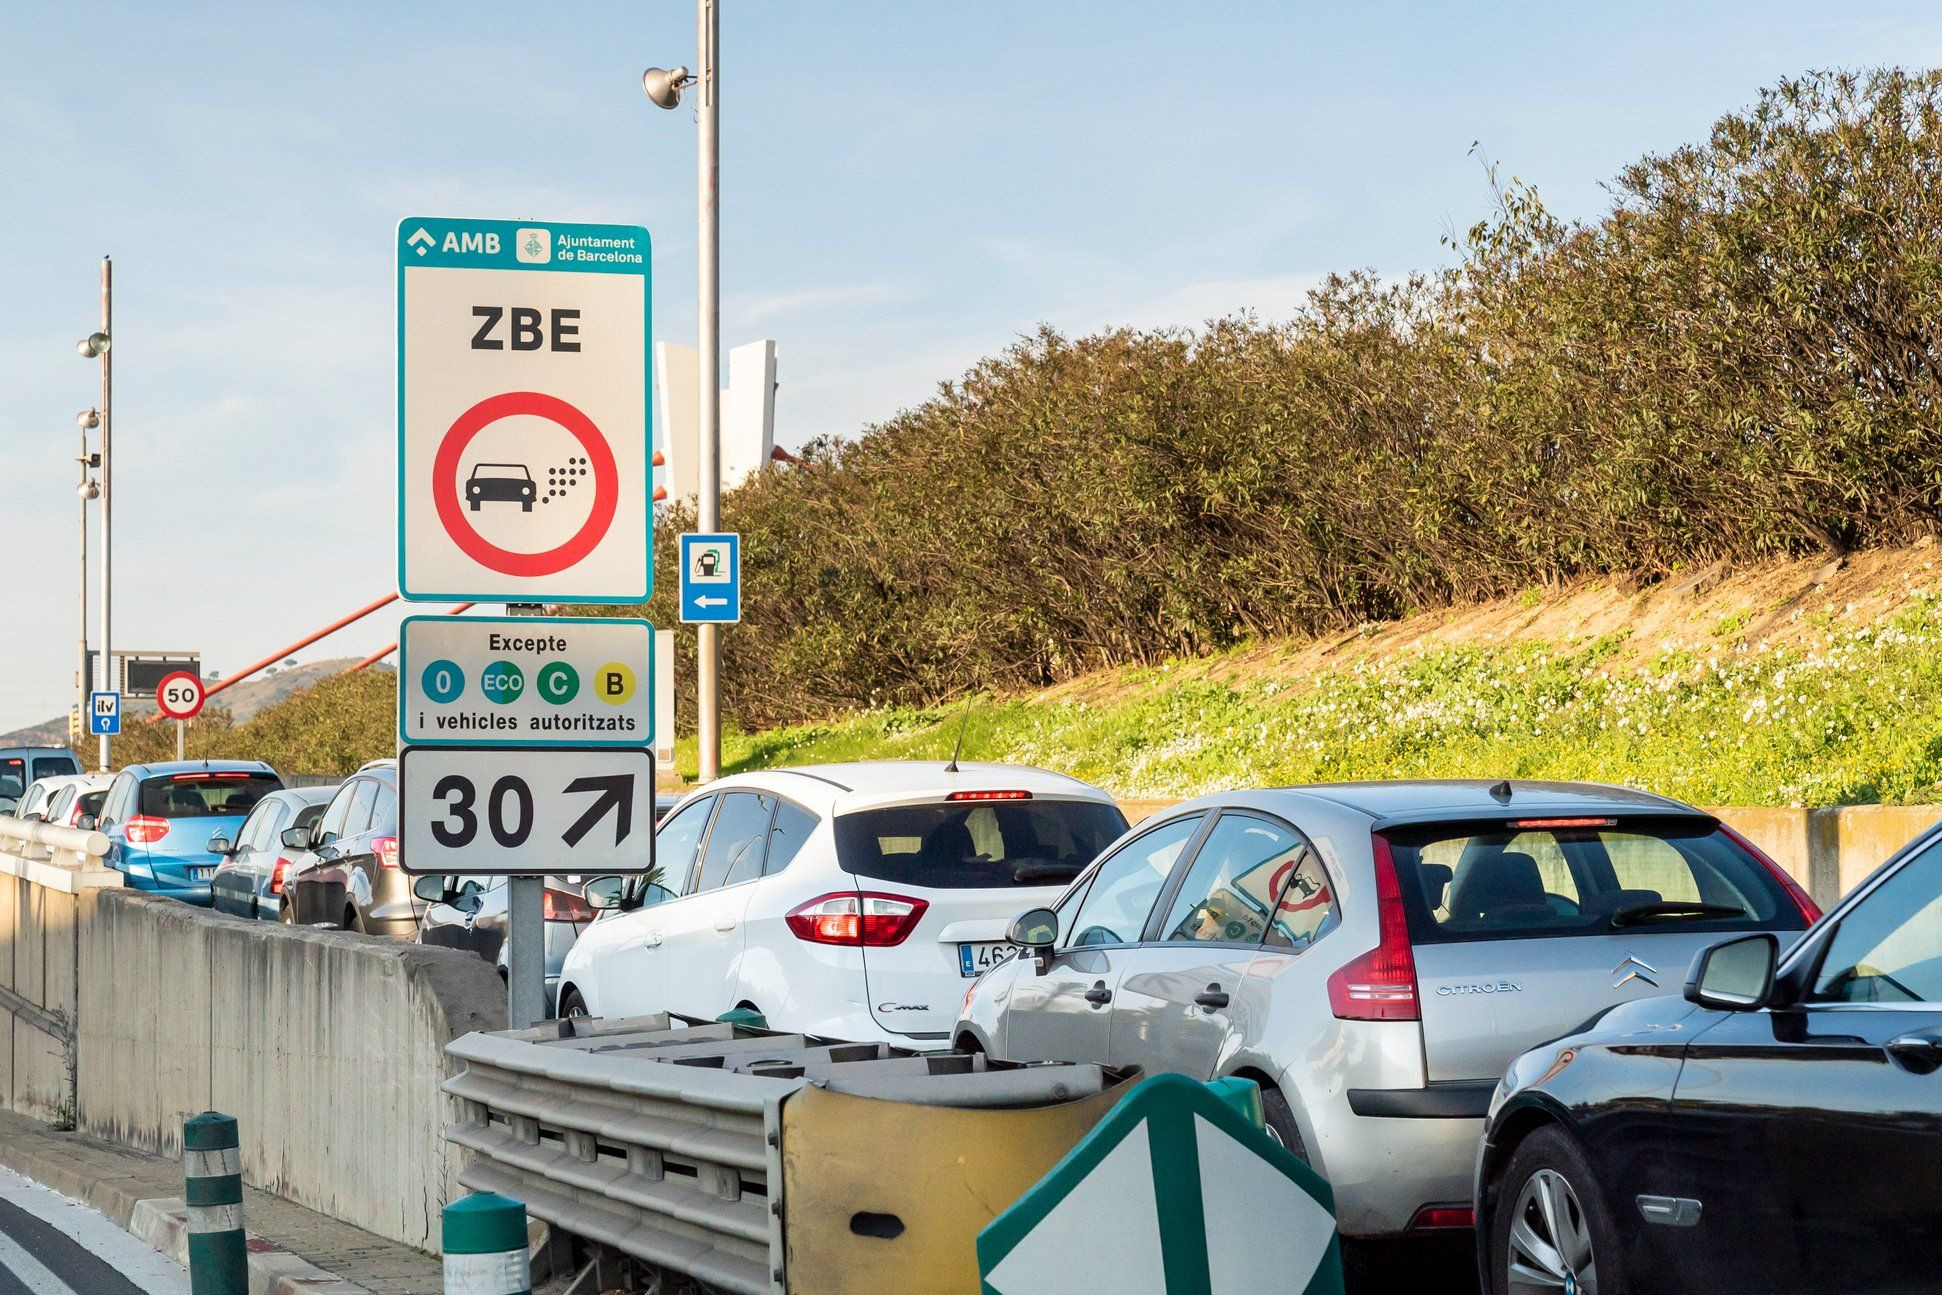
[442,1014,1112,1295]
[0,816,111,864]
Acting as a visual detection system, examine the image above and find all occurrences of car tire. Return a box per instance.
[1259,1085,1310,1164]
[347,907,365,935]
[278,900,297,926]
[1489,1125,1629,1295]
[559,988,589,1019]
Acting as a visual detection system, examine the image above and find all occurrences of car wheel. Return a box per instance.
[1259,1085,1310,1163]
[559,988,589,1019]
[347,907,364,935]
[279,900,297,925]
[1490,1126,1627,1295]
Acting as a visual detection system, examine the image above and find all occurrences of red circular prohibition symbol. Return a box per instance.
[431,391,619,578]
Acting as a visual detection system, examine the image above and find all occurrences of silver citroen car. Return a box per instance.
[953,780,1818,1244]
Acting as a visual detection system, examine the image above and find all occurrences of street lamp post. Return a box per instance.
[78,259,112,771]
[76,409,100,742]
[645,0,724,783]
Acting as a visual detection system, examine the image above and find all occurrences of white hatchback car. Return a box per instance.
[557,762,1128,1047]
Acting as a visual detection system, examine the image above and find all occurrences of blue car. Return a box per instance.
[90,761,284,904]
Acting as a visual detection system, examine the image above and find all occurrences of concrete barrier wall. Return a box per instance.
[74,889,505,1251]
[1119,799,1942,908]
[0,823,506,1254]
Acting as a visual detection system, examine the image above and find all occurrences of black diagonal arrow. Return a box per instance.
[561,774,634,848]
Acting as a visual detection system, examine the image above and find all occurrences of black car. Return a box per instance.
[1476,822,1942,1295]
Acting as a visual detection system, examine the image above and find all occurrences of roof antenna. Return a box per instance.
[1489,779,1513,804]
[944,701,974,774]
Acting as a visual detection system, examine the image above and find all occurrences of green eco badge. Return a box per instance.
[537,661,580,705]
[480,661,525,705]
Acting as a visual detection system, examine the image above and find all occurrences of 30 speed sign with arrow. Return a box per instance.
[397,747,656,876]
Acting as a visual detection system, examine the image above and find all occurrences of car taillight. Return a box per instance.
[946,790,1032,802]
[1716,827,1817,928]
[1327,834,1420,1021]
[269,857,292,896]
[1716,822,1822,923]
[1410,1205,1474,1231]
[125,815,171,845]
[373,835,400,869]
[785,892,930,946]
[543,888,595,922]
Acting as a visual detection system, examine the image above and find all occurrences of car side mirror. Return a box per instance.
[206,834,232,856]
[76,814,97,831]
[413,875,456,904]
[1685,933,1778,1011]
[1008,906,1060,974]
[583,876,627,911]
[280,826,311,850]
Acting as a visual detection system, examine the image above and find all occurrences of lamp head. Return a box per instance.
[77,478,99,501]
[77,408,100,429]
[77,332,110,358]
[642,66,692,110]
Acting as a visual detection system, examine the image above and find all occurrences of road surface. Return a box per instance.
[0,1167,186,1294]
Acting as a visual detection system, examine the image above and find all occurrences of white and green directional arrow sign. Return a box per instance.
[978,1073,1345,1295]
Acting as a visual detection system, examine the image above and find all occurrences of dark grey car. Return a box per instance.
[282,761,423,937]
[414,874,596,1008]
[208,785,336,920]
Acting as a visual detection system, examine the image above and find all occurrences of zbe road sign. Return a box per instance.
[398,746,658,877]
[399,615,653,749]
[398,217,652,602]
[154,671,207,721]
[679,532,741,624]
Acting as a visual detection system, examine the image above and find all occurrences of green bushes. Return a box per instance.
[706,596,1942,807]
[610,70,1942,730]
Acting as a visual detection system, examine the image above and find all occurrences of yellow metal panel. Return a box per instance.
[781,1079,1133,1295]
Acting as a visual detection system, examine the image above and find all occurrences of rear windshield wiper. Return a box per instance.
[1610,900,1748,928]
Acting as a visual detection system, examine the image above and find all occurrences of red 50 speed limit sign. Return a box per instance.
[155,671,206,721]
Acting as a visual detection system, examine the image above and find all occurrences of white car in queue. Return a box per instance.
[556,762,1128,1048]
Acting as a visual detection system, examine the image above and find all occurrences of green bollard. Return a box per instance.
[443,1193,532,1295]
[182,1112,247,1295]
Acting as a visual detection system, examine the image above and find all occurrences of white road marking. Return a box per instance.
[0,1167,189,1295]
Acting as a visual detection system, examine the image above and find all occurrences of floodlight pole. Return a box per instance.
[696,0,723,782]
[97,258,113,772]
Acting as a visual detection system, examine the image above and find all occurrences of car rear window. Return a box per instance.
[1384,815,1803,943]
[33,757,79,780]
[834,799,1128,890]
[139,772,281,819]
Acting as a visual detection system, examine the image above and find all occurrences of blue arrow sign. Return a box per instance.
[680,532,741,624]
[89,690,121,736]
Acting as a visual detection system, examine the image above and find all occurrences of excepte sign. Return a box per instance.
[399,615,653,749]
[397,217,653,602]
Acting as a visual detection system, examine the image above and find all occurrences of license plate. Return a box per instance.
[190,867,215,880]
[958,942,1011,978]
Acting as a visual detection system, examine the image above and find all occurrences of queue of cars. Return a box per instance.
[7,746,1936,1289]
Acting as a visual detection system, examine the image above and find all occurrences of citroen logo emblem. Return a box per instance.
[1612,954,1659,989]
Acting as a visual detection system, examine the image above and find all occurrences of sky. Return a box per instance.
[5,1,1942,733]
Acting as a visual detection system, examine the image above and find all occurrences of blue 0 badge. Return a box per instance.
[421,659,465,703]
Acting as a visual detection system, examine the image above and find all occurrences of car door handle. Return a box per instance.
[714,917,737,933]
[638,931,663,949]
[1194,987,1231,1010]
[1084,982,1113,1007]
[1886,1030,1942,1074]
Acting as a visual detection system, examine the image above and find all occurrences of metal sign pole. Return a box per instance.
[696,0,722,783]
[97,256,113,773]
[176,719,185,762]
[504,602,548,1031]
